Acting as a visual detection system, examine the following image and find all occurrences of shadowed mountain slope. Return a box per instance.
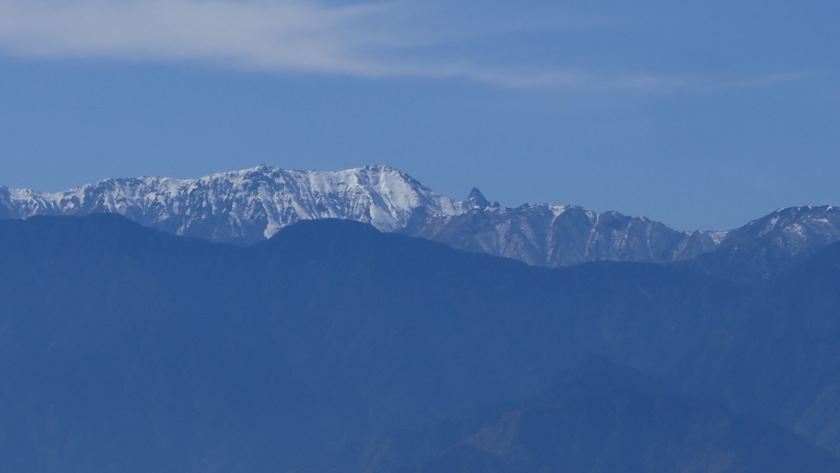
[296,359,840,473]
[400,359,840,473]
[0,215,838,471]
[0,215,742,472]
[681,239,840,459]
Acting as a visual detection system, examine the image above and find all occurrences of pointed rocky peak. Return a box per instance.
[466,188,491,209]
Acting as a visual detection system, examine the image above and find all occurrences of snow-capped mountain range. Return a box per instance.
[0,165,466,245]
[1,164,838,273]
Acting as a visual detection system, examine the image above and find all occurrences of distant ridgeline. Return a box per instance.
[2,165,839,283]
[2,214,840,472]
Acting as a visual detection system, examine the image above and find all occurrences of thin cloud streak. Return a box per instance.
[0,0,411,74]
[0,0,810,91]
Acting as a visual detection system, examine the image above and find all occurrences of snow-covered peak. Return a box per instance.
[0,165,469,244]
[728,205,840,241]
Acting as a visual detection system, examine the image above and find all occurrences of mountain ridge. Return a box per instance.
[2,165,839,276]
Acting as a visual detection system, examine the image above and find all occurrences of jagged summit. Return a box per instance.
[465,188,491,209]
[2,165,839,271]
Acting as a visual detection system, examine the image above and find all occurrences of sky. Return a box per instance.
[0,0,838,231]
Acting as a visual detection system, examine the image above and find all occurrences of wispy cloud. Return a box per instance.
[0,0,418,74]
[0,0,814,91]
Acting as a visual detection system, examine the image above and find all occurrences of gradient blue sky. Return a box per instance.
[0,0,837,230]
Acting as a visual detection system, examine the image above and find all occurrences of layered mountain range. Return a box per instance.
[3,214,840,472]
[1,165,839,281]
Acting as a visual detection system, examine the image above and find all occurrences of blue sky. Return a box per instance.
[0,0,838,230]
